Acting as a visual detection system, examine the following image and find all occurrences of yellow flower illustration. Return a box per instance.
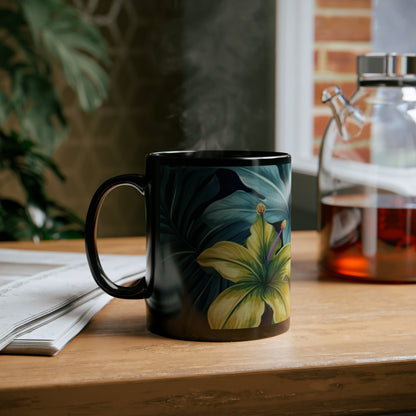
[197,204,290,330]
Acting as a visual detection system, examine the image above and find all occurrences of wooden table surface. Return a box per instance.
[1,231,416,416]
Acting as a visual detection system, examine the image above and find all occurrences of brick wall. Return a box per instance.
[313,0,372,155]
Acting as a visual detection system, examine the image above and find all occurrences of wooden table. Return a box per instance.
[1,231,416,416]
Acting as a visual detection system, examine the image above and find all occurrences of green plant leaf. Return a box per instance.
[12,72,67,154]
[0,129,85,241]
[19,0,110,113]
[0,91,10,124]
[0,43,15,70]
[0,198,33,241]
[0,1,104,240]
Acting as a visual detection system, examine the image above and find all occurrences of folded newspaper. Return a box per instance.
[0,249,145,356]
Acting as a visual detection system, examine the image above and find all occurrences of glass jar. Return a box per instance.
[318,53,416,282]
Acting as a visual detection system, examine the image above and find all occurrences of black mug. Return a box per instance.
[85,150,291,341]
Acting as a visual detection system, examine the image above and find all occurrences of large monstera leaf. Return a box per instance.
[197,205,291,329]
[202,164,291,244]
[160,166,219,248]
[159,166,233,315]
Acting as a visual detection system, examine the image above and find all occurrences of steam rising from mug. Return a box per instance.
[173,1,275,150]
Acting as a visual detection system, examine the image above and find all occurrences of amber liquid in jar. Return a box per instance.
[319,194,416,282]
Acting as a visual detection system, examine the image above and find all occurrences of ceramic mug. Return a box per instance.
[85,150,291,341]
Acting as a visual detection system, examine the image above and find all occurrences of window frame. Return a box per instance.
[275,0,317,175]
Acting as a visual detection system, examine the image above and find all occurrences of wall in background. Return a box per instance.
[45,0,276,238]
[373,0,416,53]
[47,1,185,238]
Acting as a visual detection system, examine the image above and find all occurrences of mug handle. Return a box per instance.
[85,174,150,299]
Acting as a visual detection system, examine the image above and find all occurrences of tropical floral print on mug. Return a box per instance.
[159,163,291,330]
[198,204,290,329]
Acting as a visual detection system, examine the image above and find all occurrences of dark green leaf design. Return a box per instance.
[159,166,232,314]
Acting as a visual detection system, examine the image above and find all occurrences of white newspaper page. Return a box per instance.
[0,249,146,355]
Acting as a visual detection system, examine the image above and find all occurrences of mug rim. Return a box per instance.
[147,150,291,166]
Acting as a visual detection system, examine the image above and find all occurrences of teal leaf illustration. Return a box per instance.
[198,205,290,330]
[202,164,291,244]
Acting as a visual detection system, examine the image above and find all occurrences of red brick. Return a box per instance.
[326,51,360,74]
[315,114,372,140]
[314,115,332,139]
[356,123,371,141]
[317,0,372,9]
[314,118,372,161]
[314,50,319,71]
[314,136,371,162]
[315,15,371,42]
[333,143,371,163]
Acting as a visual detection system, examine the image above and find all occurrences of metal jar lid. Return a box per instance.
[357,53,416,84]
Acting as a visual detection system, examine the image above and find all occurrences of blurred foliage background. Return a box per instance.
[0,0,276,240]
[0,0,109,240]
